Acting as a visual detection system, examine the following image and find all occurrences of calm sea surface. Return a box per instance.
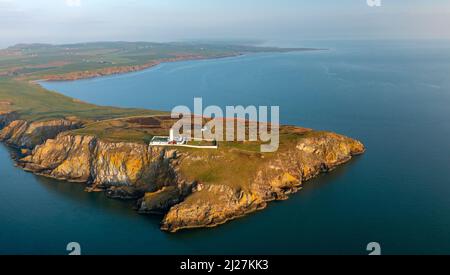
[2,40,450,254]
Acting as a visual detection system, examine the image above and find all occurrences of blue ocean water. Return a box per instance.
[2,40,450,254]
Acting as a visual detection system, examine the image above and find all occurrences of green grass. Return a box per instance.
[0,78,165,122]
[69,115,174,143]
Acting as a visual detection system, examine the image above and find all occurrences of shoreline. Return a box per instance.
[30,48,324,84]
[32,53,245,83]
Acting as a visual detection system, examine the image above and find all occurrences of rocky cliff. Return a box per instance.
[6,124,364,232]
[0,117,82,149]
[0,111,17,128]
[19,133,188,200]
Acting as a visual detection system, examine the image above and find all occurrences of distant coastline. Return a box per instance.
[36,49,324,83]
[37,53,244,82]
[0,41,323,84]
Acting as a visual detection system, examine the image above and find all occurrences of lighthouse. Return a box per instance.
[170,128,175,142]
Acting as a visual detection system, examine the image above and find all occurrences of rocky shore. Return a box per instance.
[0,111,365,232]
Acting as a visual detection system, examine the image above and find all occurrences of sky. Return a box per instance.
[1,0,450,48]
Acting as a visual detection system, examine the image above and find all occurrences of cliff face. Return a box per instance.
[0,111,18,129]
[1,115,364,232]
[20,133,187,199]
[0,118,82,149]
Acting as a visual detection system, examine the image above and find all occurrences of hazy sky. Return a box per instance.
[1,0,450,48]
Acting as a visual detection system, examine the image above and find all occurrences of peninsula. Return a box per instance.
[0,42,364,232]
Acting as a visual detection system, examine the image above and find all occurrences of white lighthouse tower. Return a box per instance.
[169,128,175,142]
